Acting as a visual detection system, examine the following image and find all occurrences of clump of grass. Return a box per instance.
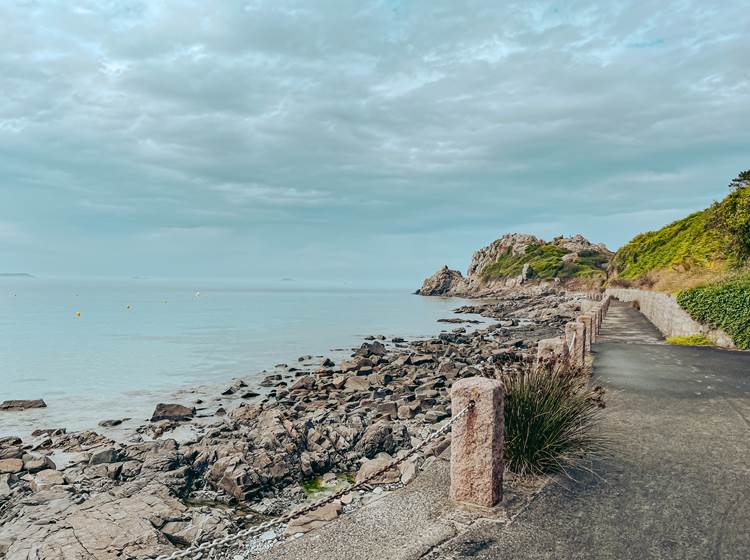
[300,477,323,496]
[666,334,714,346]
[501,365,607,477]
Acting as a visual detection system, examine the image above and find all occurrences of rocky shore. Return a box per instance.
[0,287,590,559]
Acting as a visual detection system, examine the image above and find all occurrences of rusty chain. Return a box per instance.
[150,401,475,560]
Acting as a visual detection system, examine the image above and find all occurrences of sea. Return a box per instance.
[0,277,481,440]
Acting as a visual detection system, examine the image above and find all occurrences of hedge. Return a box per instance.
[676,274,750,349]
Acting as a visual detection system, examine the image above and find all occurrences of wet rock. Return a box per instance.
[150,403,195,422]
[0,399,46,411]
[98,418,124,427]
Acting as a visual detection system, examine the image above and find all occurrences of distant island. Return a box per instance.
[0,273,33,277]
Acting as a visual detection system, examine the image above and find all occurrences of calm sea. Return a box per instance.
[0,277,479,439]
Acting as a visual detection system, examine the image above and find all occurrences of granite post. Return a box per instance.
[450,377,504,508]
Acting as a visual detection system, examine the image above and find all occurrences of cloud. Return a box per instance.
[0,1,749,283]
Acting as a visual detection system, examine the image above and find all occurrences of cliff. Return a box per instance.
[417,233,612,296]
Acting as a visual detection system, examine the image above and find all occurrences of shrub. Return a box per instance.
[676,272,750,349]
[666,334,713,346]
[501,365,607,477]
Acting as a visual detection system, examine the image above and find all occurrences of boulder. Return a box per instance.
[22,455,56,473]
[0,399,46,411]
[354,421,394,458]
[90,448,118,465]
[30,469,65,492]
[355,453,400,485]
[150,403,195,422]
[0,458,24,474]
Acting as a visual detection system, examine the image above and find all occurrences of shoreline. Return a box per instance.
[1,290,484,442]
[0,286,588,559]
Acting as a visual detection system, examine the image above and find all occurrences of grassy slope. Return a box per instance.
[481,244,609,282]
[610,186,750,348]
[609,187,750,291]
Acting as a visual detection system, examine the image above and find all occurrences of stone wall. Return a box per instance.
[605,288,735,348]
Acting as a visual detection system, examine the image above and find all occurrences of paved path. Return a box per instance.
[258,301,750,560]
[434,300,750,559]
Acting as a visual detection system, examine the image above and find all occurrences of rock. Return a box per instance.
[290,375,315,391]
[241,391,260,399]
[344,376,370,393]
[0,399,46,411]
[399,461,417,485]
[23,455,56,473]
[410,354,434,365]
[417,266,466,296]
[30,469,65,492]
[424,409,449,423]
[355,341,387,358]
[89,448,118,465]
[285,501,342,536]
[150,403,195,422]
[98,419,123,427]
[321,358,335,367]
[0,459,23,474]
[354,421,394,458]
[355,453,399,484]
[0,474,11,498]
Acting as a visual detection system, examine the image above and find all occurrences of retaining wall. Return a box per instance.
[605,288,735,348]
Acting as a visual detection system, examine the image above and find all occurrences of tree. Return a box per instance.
[729,169,750,190]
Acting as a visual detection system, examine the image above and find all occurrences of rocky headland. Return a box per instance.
[418,233,612,297]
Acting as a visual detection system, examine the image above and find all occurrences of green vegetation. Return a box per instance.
[609,210,728,280]
[676,272,750,349]
[300,477,324,496]
[481,243,609,282]
[502,366,607,476]
[609,182,750,287]
[666,334,714,346]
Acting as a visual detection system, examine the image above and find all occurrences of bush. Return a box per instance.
[676,272,750,349]
[666,334,713,346]
[501,366,607,477]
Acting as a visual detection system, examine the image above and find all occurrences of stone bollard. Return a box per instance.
[565,321,585,368]
[578,314,593,353]
[535,336,569,370]
[450,377,504,508]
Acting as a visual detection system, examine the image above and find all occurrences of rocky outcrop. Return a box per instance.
[467,233,542,277]
[416,266,467,296]
[419,233,611,297]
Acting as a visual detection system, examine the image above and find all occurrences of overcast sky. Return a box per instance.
[2,1,749,286]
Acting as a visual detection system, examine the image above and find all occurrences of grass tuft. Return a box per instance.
[501,364,607,477]
[666,334,714,346]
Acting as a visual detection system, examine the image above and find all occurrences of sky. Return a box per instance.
[2,1,749,287]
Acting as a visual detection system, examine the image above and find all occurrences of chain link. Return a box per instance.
[150,402,475,560]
